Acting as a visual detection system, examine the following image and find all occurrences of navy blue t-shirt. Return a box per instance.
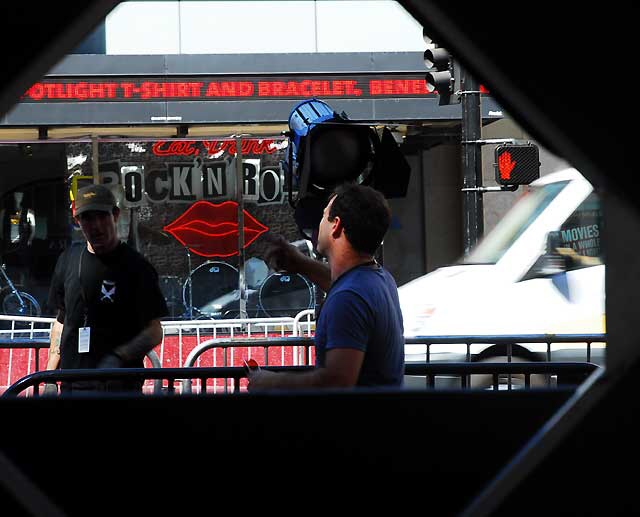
[314,263,405,387]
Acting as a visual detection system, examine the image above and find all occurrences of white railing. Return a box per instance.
[0,309,317,346]
[157,315,312,368]
[0,315,55,340]
[293,309,315,337]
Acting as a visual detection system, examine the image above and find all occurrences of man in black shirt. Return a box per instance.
[45,184,168,394]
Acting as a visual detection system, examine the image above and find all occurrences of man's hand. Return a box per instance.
[263,233,332,292]
[97,352,124,369]
[263,234,308,274]
[247,368,282,392]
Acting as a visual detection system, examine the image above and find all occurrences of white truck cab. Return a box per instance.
[399,168,605,366]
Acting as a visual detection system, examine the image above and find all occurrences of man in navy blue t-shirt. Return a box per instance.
[248,183,404,390]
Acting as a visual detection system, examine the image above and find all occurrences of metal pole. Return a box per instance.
[91,135,99,184]
[235,136,247,318]
[461,67,484,255]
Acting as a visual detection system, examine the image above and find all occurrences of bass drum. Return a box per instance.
[184,261,239,319]
[259,273,314,318]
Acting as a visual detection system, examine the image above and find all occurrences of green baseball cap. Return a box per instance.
[74,184,117,216]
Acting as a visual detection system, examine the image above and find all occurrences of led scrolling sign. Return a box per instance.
[21,74,434,102]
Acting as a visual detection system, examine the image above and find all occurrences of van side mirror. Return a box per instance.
[540,231,569,275]
[545,230,563,255]
[523,231,568,280]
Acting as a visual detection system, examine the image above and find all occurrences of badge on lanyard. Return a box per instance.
[78,326,91,353]
[78,248,91,353]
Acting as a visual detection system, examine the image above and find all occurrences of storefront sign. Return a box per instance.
[151,139,281,157]
[21,74,433,103]
[100,158,284,207]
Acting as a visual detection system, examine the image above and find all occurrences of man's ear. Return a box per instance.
[331,216,343,238]
[112,206,121,222]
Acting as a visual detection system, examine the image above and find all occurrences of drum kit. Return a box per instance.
[152,225,316,320]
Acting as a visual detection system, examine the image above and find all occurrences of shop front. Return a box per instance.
[0,52,503,319]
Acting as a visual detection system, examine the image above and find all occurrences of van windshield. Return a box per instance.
[465,180,570,264]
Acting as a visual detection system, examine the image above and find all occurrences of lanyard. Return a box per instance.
[78,247,89,327]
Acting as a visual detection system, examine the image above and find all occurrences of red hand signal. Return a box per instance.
[499,151,517,180]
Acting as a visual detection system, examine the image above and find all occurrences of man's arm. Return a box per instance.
[294,254,331,293]
[45,319,63,370]
[247,347,364,391]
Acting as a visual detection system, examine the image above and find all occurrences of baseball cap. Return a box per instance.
[74,184,117,216]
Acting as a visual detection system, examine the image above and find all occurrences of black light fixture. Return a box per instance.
[283,98,411,243]
[285,99,373,198]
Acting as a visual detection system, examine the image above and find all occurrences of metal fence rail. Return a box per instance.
[0,313,606,394]
[180,337,315,392]
[405,334,607,363]
[4,361,599,397]
[159,315,316,369]
[404,361,598,389]
[183,336,315,366]
[0,312,316,391]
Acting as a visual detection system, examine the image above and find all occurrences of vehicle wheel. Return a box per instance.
[469,356,548,390]
[2,291,41,317]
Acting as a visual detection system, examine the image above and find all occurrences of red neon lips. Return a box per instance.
[163,200,269,257]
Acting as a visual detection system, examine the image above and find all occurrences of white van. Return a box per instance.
[399,168,605,367]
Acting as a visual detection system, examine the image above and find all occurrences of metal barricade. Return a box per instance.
[293,309,315,337]
[0,314,163,395]
[4,361,599,397]
[0,313,306,392]
[157,315,303,369]
[404,361,599,389]
[0,310,606,395]
[405,334,607,363]
[0,312,310,394]
[180,336,315,392]
[0,315,55,392]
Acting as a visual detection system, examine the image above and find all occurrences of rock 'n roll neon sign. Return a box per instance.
[163,200,269,257]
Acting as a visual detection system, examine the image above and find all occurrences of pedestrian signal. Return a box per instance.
[494,144,540,185]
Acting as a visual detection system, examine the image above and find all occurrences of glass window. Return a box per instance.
[69,137,317,321]
[556,191,603,268]
[465,181,569,264]
[0,144,69,316]
[0,138,323,321]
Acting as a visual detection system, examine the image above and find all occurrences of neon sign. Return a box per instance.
[163,200,269,257]
[151,139,280,157]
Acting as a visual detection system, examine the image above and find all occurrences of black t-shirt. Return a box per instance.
[49,242,168,370]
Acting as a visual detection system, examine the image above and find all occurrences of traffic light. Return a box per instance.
[424,46,460,106]
[494,143,540,185]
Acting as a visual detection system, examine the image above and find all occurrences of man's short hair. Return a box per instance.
[329,183,391,255]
